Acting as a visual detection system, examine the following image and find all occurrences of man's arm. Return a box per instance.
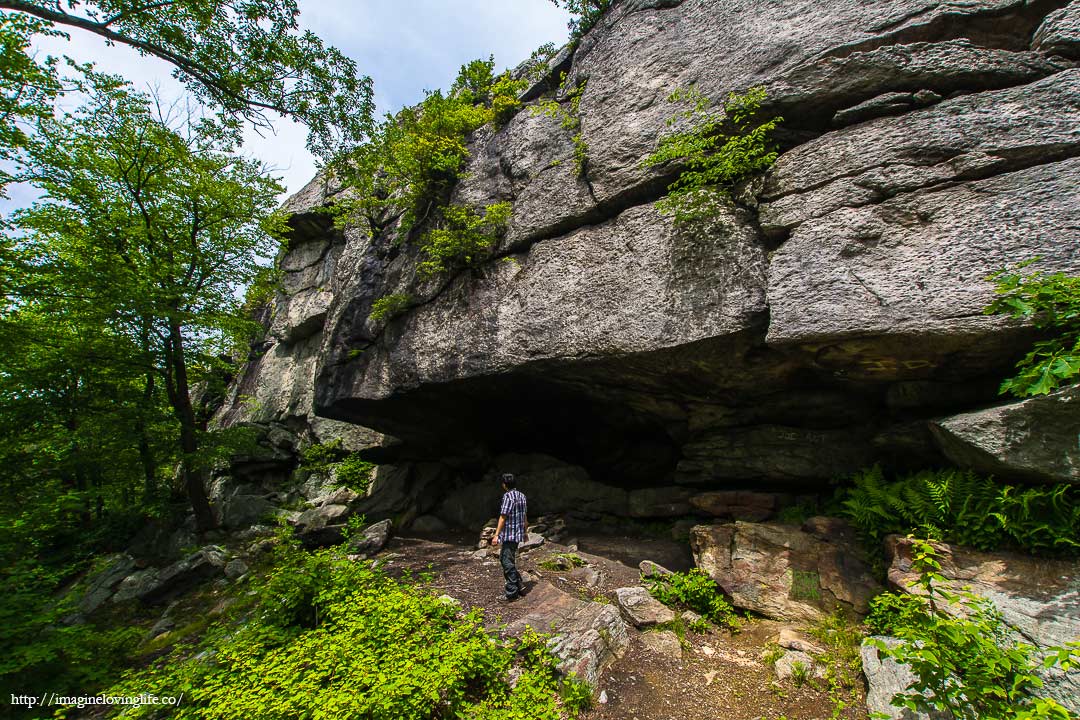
[491,515,506,545]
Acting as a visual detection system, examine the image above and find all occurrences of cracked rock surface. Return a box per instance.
[219,0,1080,502]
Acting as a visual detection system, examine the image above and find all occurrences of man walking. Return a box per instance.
[490,473,527,601]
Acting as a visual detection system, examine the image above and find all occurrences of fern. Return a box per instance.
[838,466,1078,555]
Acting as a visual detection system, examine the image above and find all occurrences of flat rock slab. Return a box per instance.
[690,519,881,622]
[507,581,629,688]
[887,536,1080,711]
[931,384,1080,484]
[615,586,676,628]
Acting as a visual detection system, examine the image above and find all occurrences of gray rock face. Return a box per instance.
[886,536,1080,711]
[767,155,1080,348]
[690,520,881,622]
[931,385,1080,484]
[614,586,676,628]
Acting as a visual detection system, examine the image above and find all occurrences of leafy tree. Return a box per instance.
[985,263,1080,397]
[10,73,285,529]
[334,57,524,243]
[548,0,611,41]
[0,0,374,160]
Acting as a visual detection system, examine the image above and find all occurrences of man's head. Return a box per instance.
[501,472,516,490]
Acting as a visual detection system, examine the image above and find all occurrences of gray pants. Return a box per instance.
[500,541,522,598]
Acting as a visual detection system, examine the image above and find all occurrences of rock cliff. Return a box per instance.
[218,0,1080,524]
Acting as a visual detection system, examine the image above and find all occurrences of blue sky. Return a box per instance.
[7,0,570,208]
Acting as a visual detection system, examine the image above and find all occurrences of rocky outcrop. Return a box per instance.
[212,0,1080,527]
[287,0,1080,506]
[886,536,1080,711]
[112,546,228,606]
[930,384,1080,484]
[690,519,881,622]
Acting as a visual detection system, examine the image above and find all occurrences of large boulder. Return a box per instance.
[690,519,881,622]
[213,0,1080,507]
[930,385,1080,484]
[886,536,1080,711]
[506,581,630,688]
[309,0,1080,494]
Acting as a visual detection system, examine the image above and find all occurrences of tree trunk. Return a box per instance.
[138,371,158,504]
[165,320,216,531]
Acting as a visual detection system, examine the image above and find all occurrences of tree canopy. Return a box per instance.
[5,73,284,531]
[0,0,374,161]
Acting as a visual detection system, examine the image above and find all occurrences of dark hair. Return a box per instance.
[500,473,516,489]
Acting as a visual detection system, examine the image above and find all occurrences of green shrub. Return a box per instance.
[521,42,558,82]
[105,536,586,719]
[646,568,739,629]
[642,86,782,222]
[335,455,375,494]
[868,538,1080,720]
[368,293,412,323]
[418,201,512,278]
[865,591,928,636]
[299,438,347,474]
[335,54,523,242]
[985,263,1080,398]
[299,439,374,493]
[838,465,1080,555]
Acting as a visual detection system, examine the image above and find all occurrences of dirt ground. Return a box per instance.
[384,527,869,720]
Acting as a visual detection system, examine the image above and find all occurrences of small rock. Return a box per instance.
[775,649,826,682]
[519,532,545,553]
[599,690,608,704]
[570,566,602,590]
[314,487,359,507]
[642,630,683,658]
[148,615,175,637]
[681,610,703,626]
[346,518,392,556]
[778,627,825,655]
[615,586,676,628]
[224,559,249,580]
[699,645,715,656]
[639,560,673,578]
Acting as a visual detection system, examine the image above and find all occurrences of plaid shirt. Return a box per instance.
[498,489,527,543]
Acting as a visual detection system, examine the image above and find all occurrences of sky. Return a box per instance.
[5,0,571,209]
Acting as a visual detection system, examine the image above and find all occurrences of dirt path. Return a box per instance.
[384,532,868,720]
